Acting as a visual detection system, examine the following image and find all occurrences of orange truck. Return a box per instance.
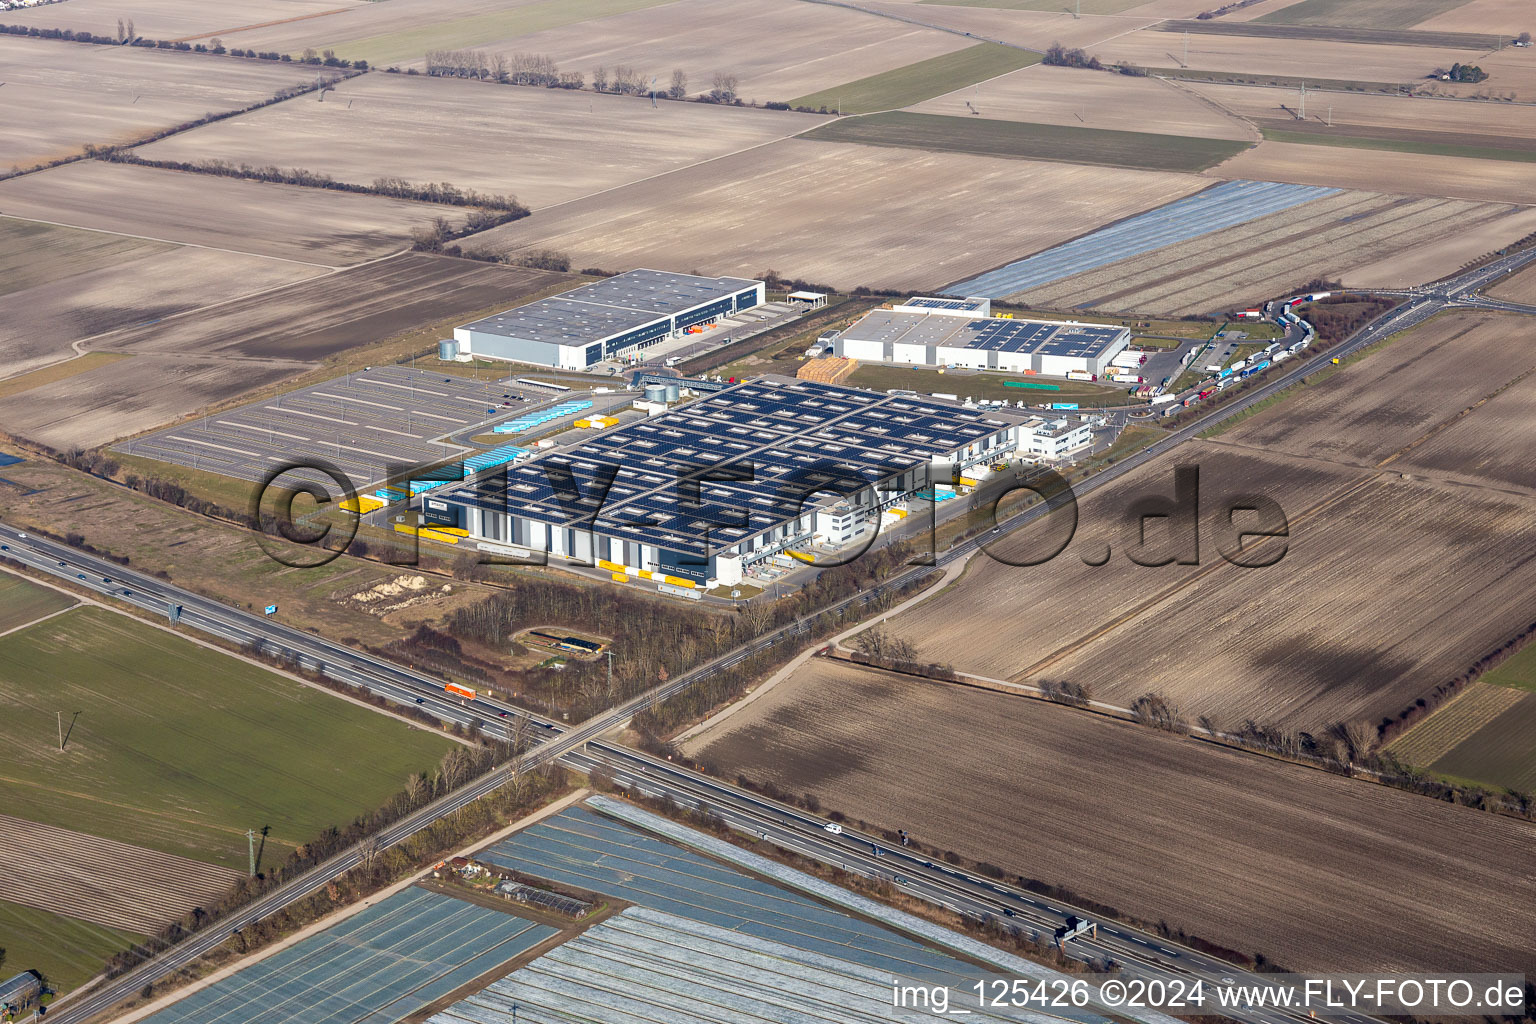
[445,683,477,701]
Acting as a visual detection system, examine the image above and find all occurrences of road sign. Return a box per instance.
[264,605,278,615]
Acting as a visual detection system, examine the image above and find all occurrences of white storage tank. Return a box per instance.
[437,338,458,361]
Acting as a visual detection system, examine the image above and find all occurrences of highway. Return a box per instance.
[14,248,1536,1024]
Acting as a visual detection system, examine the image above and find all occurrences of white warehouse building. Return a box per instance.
[834,298,1130,378]
[454,269,764,370]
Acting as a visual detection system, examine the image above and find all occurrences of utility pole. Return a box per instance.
[1183,29,1188,66]
[1326,104,1332,127]
[604,649,614,697]
[1299,80,1306,121]
[58,711,63,751]
[246,829,257,877]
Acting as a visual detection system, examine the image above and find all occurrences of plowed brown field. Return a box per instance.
[0,815,239,933]
[687,660,1536,973]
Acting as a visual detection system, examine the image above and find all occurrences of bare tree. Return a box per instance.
[116,17,126,42]
[668,68,688,100]
[125,18,134,41]
[404,772,427,809]
[592,65,608,92]
[710,70,738,103]
[492,52,509,83]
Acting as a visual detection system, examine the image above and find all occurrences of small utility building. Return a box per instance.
[455,269,764,370]
[835,297,1129,378]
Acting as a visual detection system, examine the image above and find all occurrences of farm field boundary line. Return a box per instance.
[1157,18,1506,49]
[0,603,75,639]
[1003,469,1385,685]
[799,0,1043,49]
[1259,126,1536,163]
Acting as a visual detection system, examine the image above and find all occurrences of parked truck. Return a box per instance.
[1065,370,1096,382]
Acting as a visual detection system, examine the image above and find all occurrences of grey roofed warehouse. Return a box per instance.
[454,268,764,370]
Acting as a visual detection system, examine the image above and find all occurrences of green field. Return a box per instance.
[0,898,143,994]
[921,0,1148,13]
[0,571,75,634]
[1483,642,1536,693]
[325,0,672,66]
[1427,691,1536,794]
[789,43,1040,114]
[1255,0,1467,28]
[802,112,1250,172]
[1259,126,1536,164]
[0,607,456,871]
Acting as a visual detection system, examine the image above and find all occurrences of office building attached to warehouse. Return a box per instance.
[833,297,1129,378]
[422,376,1023,590]
[453,269,764,370]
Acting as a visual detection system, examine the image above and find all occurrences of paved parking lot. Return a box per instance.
[117,366,599,496]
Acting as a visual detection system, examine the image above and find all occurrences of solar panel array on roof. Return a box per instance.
[457,269,760,348]
[440,377,1016,556]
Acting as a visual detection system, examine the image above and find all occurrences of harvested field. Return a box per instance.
[687,659,1536,973]
[0,569,75,634]
[1487,261,1536,303]
[0,898,142,994]
[1088,28,1487,85]
[789,42,1039,113]
[1343,206,1536,288]
[1014,191,1536,313]
[1217,311,1536,465]
[0,0,367,40]
[1190,82,1536,141]
[97,252,567,362]
[800,111,1249,171]
[135,72,823,210]
[216,0,673,67]
[400,0,972,103]
[0,353,304,449]
[1038,472,1536,728]
[1164,17,1503,48]
[882,313,1536,731]
[1484,642,1536,692]
[0,606,455,870]
[1210,140,1536,204]
[920,0,1153,13]
[0,815,239,934]
[1388,363,1536,492]
[0,35,321,170]
[0,161,455,264]
[1386,681,1525,766]
[0,352,130,402]
[865,2,1158,50]
[909,64,1253,141]
[0,217,325,378]
[1254,0,1471,27]
[1416,0,1528,34]
[0,252,566,448]
[465,138,1208,290]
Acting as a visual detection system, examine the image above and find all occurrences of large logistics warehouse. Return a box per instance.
[423,376,1021,589]
[454,269,764,370]
[834,297,1129,377]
